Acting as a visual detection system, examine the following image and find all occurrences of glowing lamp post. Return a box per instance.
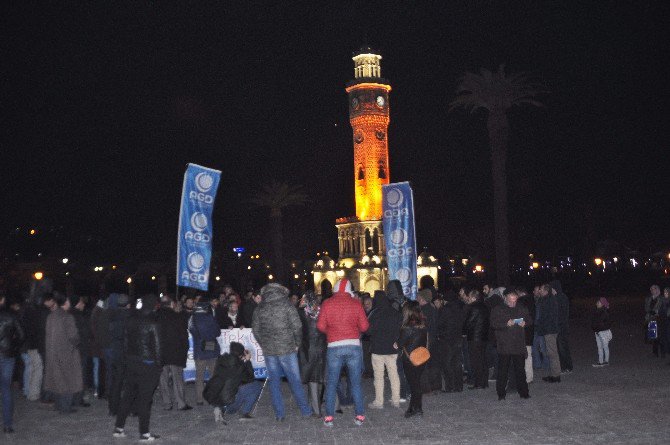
[34,272,44,280]
[594,258,603,267]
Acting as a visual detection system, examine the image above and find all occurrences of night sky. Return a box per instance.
[2,1,669,265]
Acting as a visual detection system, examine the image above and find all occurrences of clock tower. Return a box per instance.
[314,48,391,294]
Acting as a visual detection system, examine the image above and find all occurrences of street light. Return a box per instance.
[474,265,483,273]
[151,276,156,281]
[126,277,132,284]
[34,272,44,280]
[594,258,603,266]
[62,258,69,264]
[268,274,274,280]
[531,262,539,270]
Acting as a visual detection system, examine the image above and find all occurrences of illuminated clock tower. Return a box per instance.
[314,48,391,294]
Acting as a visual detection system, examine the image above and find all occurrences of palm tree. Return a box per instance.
[450,64,545,285]
[250,181,308,284]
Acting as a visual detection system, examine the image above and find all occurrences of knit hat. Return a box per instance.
[333,279,354,298]
[229,342,245,357]
[598,297,609,309]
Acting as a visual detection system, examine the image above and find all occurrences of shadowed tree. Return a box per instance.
[250,181,308,284]
[450,64,545,285]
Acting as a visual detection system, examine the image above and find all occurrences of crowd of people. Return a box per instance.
[1,274,670,439]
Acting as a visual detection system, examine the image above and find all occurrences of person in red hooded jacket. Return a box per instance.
[317,279,369,427]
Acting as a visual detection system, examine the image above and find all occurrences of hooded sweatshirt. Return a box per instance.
[367,291,402,355]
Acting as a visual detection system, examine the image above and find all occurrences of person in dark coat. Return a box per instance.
[536,284,561,382]
[395,301,427,418]
[367,289,402,408]
[240,292,260,328]
[107,293,131,415]
[550,280,573,373]
[19,301,42,402]
[387,281,410,401]
[298,292,327,416]
[44,292,83,413]
[516,287,536,383]
[113,294,162,441]
[656,288,670,359]
[217,301,244,329]
[157,298,191,411]
[463,289,489,389]
[0,294,25,433]
[189,301,222,406]
[591,297,612,367]
[490,289,532,400]
[204,342,262,423]
[70,295,92,406]
[89,297,108,398]
[436,290,466,392]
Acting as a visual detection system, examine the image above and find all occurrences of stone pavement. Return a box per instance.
[5,295,670,444]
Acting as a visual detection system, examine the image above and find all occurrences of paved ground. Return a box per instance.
[5,294,670,444]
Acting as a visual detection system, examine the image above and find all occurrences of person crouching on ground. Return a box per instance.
[490,289,531,400]
[204,342,262,423]
[591,297,612,367]
[317,279,369,427]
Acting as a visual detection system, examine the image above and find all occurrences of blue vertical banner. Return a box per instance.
[382,182,418,300]
[177,163,222,291]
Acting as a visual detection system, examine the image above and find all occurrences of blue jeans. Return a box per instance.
[223,381,263,415]
[265,352,311,418]
[21,352,30,397]
[532,334,549,370]
[325,345,364,417]
[1,356,16,428]
[92,357,100,393]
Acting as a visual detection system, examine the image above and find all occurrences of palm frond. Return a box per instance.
[250,181,309,211]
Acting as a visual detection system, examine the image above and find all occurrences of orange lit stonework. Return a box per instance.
[346,82,391,220]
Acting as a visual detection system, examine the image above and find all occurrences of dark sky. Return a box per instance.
[2,1,669,264]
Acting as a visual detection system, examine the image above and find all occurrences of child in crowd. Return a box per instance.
[591,297,612,367]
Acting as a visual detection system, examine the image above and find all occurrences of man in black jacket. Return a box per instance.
[436,291,466,392]
[463,289,489,389]
[490,289,531,400]
[550,280,573,373]
[367,290,402,408]
[0,295,25,433]
[204,342,262,423]
[113,294,162,441]
[157,298,191,411]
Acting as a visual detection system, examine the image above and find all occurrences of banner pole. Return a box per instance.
[250,377,268,416]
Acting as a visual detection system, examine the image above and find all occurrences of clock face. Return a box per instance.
[354,130,364,144]
[375,130,385,140]
[351,97,360,110]
[376,95,385,108]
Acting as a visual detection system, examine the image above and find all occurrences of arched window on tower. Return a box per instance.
[378,161,386,179]
[372,228,379,254]
[365,228,372,252]
[358,165,365,180]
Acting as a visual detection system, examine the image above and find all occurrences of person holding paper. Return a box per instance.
[490,289,532,401]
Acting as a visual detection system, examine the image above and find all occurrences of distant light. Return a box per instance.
[461,259,469,266]
[612,257,618,263]
[232,247,246,253]
[33,272,44,280]
[532,262,539,270]
[317,252,321,257]
[594,258,603,266]
[294,274,299,279]
[529,253,534,259]
[29,229,36,235]
[62,258,69,264]
[268,274,274,280]
[65,272,69,276]
[588,271,592,276]
[151,276,156,281]
[630,258,638,268]
[112,265,117,269]
[247,265,251,270]
[255,255,260,259]
[237,253,242,258]
[37,252,42,257]
[475,265,483,273]
[126,277,132,284]
[215,276,220,281]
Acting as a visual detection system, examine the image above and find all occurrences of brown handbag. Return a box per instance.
[407,346,430,366]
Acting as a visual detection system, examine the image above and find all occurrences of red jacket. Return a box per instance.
[317,293,369,344]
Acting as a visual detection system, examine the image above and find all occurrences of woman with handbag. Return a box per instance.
[394,301,428,418]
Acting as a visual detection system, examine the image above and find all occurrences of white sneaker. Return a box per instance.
[139,433,160,442]
[112,428,126,438]
[213,407,224,423]
[368,402,383,409]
